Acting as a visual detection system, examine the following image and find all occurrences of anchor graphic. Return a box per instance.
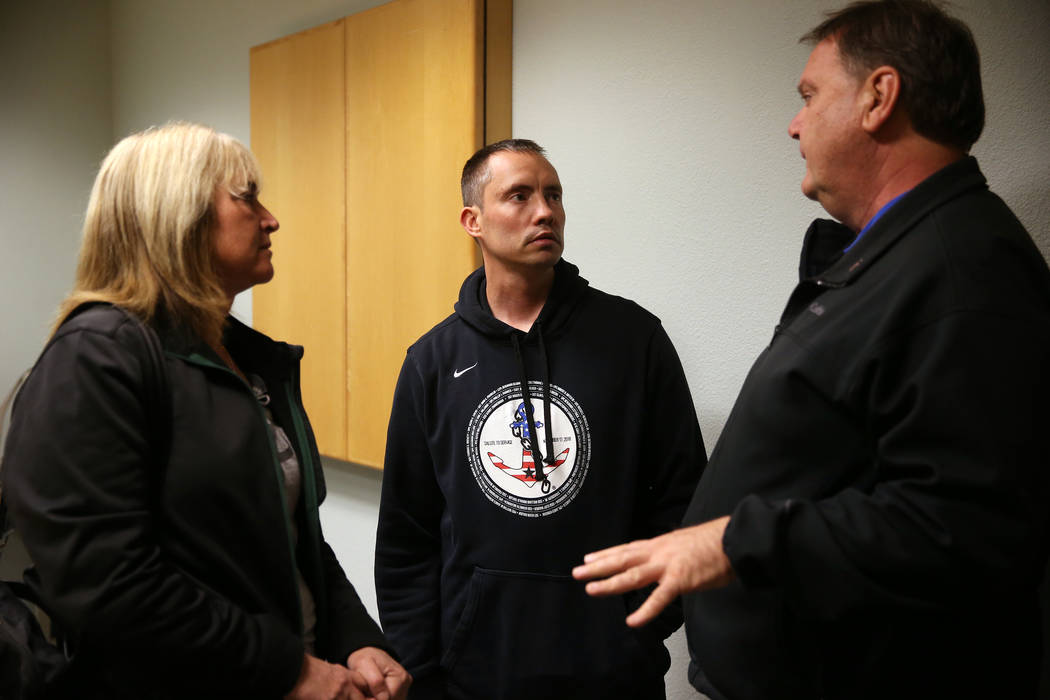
[487,402,570,491]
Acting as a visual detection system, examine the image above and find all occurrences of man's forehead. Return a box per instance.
[490,150,555,171]
[797,38,849,88]
[487,151,561,186]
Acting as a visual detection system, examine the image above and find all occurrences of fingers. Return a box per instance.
[573,541,650,582]
[386,666,412,700]
[581,540,637,564]
[345,673,367,700]
[348,656,390,700]
[625,581,677,628]
[347,647,414,700]
[589,560,664,598]
[285,654,360,700]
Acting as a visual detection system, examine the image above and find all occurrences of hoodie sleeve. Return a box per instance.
[2,321,304,696]
[375,354,446,695]
[626,323,707,640]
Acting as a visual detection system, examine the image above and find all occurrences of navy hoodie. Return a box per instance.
[376,259,706,699]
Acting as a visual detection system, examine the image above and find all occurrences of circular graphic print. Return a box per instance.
[466,381,591,517]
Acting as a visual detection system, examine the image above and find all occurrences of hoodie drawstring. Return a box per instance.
[510,325,555,493]
[535,323,556,473]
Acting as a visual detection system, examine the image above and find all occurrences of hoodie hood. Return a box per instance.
[454,258,590,339]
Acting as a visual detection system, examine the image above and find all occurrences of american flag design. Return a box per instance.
[486,447,570,486]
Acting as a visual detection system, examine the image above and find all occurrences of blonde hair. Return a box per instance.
[56,122,262,346]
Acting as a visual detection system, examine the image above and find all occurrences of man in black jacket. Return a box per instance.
[375,140,707,699]
[575,2,1050,698]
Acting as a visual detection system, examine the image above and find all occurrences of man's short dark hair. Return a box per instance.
[802,0,984,151]
[461,139,547,207]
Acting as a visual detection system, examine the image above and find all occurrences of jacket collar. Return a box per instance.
[156,312,302,381]
[224,315,303,381]
[800,156,988,286]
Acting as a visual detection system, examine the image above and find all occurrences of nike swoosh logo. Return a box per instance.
[453,362,478,378]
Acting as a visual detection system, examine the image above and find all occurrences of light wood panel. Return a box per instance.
[250,20,349,459]
[344,0,484,468]
[251,0,511,468]
[485,0,512,143]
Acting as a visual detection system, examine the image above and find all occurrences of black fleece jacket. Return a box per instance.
[684,157,1050,699]
[2,305,389,699]
[376,260,706,699]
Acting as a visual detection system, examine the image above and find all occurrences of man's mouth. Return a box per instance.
[531,231,557,243]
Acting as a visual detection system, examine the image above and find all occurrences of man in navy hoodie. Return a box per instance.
[575,2,1050,699]
[375,140,707,699]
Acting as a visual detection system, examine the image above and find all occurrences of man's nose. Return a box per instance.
[533,195,554,221]
[788,110,802,140]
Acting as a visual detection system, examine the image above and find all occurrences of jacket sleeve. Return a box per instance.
[374,354,446,696]
[2,321,304,695]
[723,310,1050,620]
[318,534,393,662]
[300,405,393,664]
[627,323,707,640]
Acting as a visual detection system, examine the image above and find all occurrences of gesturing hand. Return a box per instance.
[572,516,735,627]
[347,646,412,700]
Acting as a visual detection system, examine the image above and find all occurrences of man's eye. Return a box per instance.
[548,192,562,202]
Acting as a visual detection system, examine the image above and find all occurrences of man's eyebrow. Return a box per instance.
[499,181,533,195]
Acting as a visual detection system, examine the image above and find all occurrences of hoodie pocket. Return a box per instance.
[441,567,663,699]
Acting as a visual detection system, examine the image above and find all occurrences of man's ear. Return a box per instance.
[861,65,901,134]
[460,205,483,239]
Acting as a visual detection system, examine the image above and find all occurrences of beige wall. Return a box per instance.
[2,1,1048,697]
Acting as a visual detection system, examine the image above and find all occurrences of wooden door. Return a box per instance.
[345,0,486,467]
[251,19,349,459]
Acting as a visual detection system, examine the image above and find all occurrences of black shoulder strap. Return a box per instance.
[115,307,173,466]
[0,370,30,547]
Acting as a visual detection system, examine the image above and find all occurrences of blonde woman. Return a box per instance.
[1,123,410,700]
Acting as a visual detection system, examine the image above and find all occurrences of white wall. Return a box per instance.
[514,0,1050,450]
[3,1,1049,698]
[0,0,112,399]
[0,0,112,581]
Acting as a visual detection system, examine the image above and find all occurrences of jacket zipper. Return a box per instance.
[179,352,305,632]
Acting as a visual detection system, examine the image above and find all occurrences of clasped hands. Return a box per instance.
[285,646,411,700]
[572,515,734,627]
